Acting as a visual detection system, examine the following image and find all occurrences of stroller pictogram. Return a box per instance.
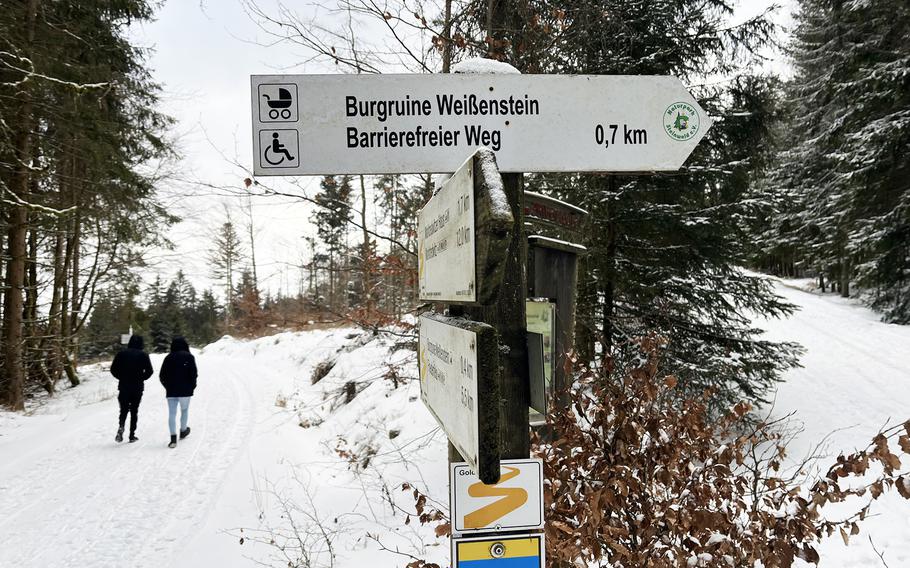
[262,88,293,119]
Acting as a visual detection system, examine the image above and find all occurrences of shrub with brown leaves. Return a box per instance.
[538,335,910,567]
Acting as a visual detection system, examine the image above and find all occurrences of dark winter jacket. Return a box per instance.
[159,337,198,398]
[110,335,154,395]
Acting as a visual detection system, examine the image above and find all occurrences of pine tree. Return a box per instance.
[208,212,245,328]
[459,0,800,407]
[767,0,910,321]
[193,289,221,344]
[312,175,353,310]
[82,283,145,358]
[233,270,264,334]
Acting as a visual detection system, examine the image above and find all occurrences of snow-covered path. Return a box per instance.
[0,328,438,568]
[758,280,910,567]
[759,280,910,458]
[0,355,256,567]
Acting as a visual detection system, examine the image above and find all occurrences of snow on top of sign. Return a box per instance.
[527,234,588,252]
[432,173,452,194]
[452,57,520,75]
[524,190,590,215]
[476,148,510,217]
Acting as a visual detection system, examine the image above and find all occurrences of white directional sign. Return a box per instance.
[450,458,544,535]
[418,153,476,302]
[250,74,711,175]
[419,314,483,471]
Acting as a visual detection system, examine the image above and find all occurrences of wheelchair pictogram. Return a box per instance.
[264,132,294,165]
[258,129,299,169]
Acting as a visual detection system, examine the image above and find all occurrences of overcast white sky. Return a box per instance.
[130,0,795,300]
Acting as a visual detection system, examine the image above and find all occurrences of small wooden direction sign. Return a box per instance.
[419,313,501,483]
[523,191,588,240]
[418,148,513,305]
[452,533,545,568]
[250,74,711,176]
[450,458,544,535]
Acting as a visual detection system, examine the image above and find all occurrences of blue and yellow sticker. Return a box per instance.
[453,534,543,568]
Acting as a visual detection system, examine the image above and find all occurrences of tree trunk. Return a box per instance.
[602,178,618,354]
[24,225,38,335]
[66,207,81,386]
[60,223,74,354]
[442,0,453,73]
[329,252,335,310]
[359,175,371,317]
[574,253,596,364]
[225,249,233,329]
[24,225,45,392]
[2,204,29,409]
[840,256,851,298]
[1,0,39,410]
[246,196,258,288]
[47,226,66,388]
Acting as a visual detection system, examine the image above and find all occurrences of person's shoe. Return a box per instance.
[179,427,191,440]
[115,427,124,443]
[168,435,177,449]
[129,433,139,443]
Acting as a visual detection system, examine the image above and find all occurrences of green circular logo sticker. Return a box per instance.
[664,102,699,141]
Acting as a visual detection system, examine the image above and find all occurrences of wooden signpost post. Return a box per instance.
[417,147,513,484]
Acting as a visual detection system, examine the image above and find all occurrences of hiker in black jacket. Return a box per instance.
[160,336,198,448]
[110,335,153,443]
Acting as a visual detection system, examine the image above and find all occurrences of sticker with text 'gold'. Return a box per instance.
[450,458,544,534]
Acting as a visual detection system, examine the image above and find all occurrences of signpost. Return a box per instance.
[419,313,501,484]
[250,74,711,176]
[419,154,477,302]
[450,458,544,534]
[249,66,714,567]
[418,149,512,304]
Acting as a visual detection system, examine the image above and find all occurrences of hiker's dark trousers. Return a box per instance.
[118,391,142,434]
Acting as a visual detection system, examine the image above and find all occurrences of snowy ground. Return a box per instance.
[758,280,910,568]
[1,279,909,567]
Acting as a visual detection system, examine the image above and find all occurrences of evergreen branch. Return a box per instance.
[0,51,109,91]
[1,187,78,216]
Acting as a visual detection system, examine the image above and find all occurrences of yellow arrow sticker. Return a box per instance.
[464,467,529,528]
[418,240,426,280]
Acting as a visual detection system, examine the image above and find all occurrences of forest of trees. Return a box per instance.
[2,0,908,412]
[0,0,174,409]
[757,0,910,324]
